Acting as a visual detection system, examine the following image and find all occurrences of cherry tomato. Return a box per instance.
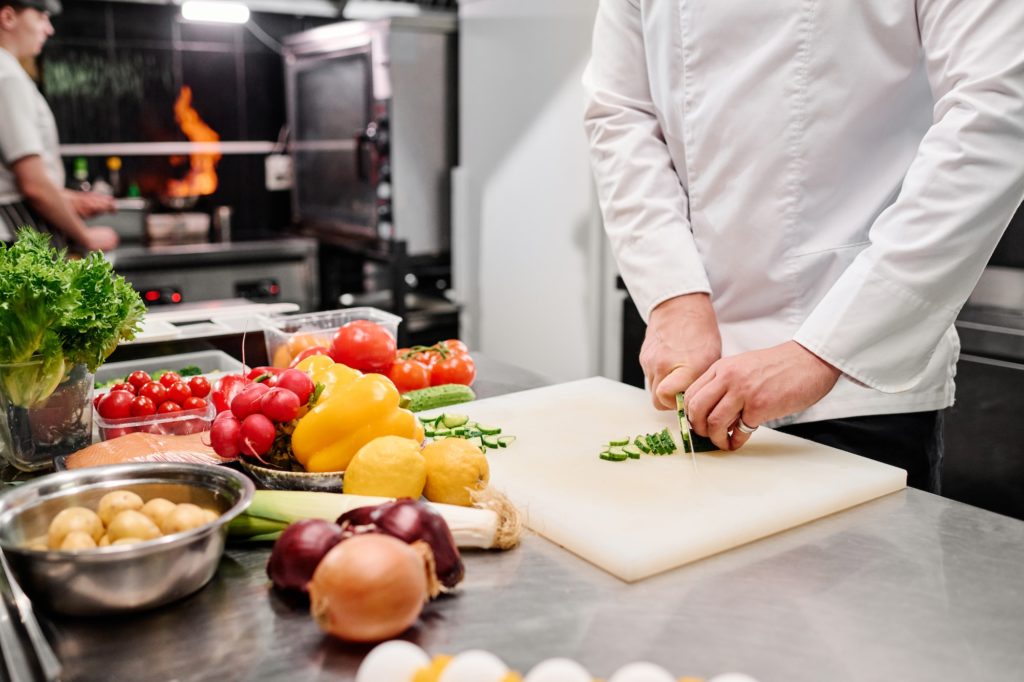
[129,395,157,417]
[158,401,182,414]
[110,382,135,395]
[96,390,134,419]
[103,427,133,439]
[126,371,151,391]
[166,381,192,405]
[288,346,331,368]
[182,396,207,411]
[138,381,168,405]
[158,371,182,388]
[387,359,431,393]
[443,339,469,354]
[187,376,211,398]
[211,374,247,413]
[331,321,397,373]
[93,394,102,410]
[430,353,476,386]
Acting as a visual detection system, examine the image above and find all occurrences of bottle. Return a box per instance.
[106,156,123,196]
[71,157,91,192]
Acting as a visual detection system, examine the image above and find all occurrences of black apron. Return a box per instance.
[0,199,67,248]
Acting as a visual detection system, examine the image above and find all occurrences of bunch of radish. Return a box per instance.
[209,368,315,460]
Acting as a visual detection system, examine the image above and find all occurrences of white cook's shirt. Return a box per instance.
[0,47,64,209]
[583,0,1024,425]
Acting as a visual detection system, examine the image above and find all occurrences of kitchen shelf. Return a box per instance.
[59,141,278,157]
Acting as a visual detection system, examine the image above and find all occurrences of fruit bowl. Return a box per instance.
[239,459,344,493]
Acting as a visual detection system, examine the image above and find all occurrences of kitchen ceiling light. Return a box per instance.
[181,1,251,24]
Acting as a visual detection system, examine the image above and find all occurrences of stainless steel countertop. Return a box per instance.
[107,237,318,270]
[37,358,1024,682]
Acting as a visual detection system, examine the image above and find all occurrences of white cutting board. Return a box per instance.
[442,377,906,582]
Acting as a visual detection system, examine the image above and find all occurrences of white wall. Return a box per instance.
[455,0,621,383]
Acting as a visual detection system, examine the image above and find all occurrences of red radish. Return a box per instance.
[246,366,283,383]
[274,369,315,404]
[240,413,276,456]
[260,387,301,422]
[210,414,242,458]
[231,383,271,420]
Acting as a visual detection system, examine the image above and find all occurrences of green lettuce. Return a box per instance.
[0,228,146,407]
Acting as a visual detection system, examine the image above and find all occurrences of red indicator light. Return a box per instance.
[171,293,182,303]
[145,290,159,302]
[270,285,280,294]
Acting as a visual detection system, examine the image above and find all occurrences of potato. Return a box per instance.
[112,537,143,546]
[107,510,161,542]
[98,490,144,526]
[48,507,104,549]
[60,531,97,551]
[159,503,208,535]
[201,508,220,524]
[98,535,111,547]
[140,498,177,528]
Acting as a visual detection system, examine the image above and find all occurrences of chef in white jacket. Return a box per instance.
[583,0,1024,490]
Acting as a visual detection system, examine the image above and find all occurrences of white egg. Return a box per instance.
[355,640,430,682]
[608,661,676,682]
[438,649,509,682]
[708,675,760,682]
[523,657,592,682]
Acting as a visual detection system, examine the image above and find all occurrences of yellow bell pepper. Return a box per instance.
[294,354,335,376]
[291,372,424,472]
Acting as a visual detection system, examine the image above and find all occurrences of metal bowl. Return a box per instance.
[0,463,254,616]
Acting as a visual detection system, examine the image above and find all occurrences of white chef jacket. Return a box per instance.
[0,47,64,221]
[583,0,1024,426]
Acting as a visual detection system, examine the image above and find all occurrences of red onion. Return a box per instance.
[267,519,343,593]
[337,498,465,590]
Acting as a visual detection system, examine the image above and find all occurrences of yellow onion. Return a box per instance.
[308,533,429,642]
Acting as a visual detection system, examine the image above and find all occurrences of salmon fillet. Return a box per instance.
[65,431,227,470]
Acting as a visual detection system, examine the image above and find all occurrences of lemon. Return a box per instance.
[343,436,426,498]
[422,439,490,507]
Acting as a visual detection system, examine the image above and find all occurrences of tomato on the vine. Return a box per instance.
[387,359,431,393]
[442,339,469,355]
[330,320,397,374]
[430,353,476,386]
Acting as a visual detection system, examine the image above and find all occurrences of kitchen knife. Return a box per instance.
[676,392,698,471]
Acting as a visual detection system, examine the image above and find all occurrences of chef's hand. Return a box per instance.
[640,293,721,411]
[65,190,116,218]
[684,341,841,450]
[81,226,119,252]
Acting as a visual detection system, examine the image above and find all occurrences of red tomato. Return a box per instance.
[387,359,431,393]
[187,376,211,398]
[414,350,441,367]
[182,396,207,411]
[158,401,182,414]
[288,346,331,368]
[430,353,476,386]
[165,381,192,405]
[126,371,151,391]
[103,427,134,439]
[158,371,182,388]
[138,381,168,405]
[110,382,135,395]
[129,395,157,417]
[212,374,247,413]
[246,366,283,382]
[96,390,134,419]
[443,339,469,354]
[330,321,397,374]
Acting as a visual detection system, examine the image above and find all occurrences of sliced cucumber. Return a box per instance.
[608,437,630,447]
[497,435,516,447]
[477,424,502,436]
[441,413,470,429]
[481,435,500,449]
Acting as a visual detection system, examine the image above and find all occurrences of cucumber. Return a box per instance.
[608,437,630,447]
[402,384,476,413]
[477,424,502,436]
[497,435,516,447]
[441,413,470,429]
[481,435,500,449]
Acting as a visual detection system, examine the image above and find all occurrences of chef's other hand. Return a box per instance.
[684,341,841,450]
[65,190,116,218]
[81,226,119,252]
[640,293,721,411]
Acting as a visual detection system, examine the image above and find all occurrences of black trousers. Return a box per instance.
[777,410,944,493]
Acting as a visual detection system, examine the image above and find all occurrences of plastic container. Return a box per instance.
[95,351,244,387]
[262,307,401,369]
[93,399,216,441]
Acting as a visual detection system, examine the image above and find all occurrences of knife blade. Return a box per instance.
[676,392,698,472]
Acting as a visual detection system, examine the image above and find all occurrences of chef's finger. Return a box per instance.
[685,375,727,437]
[682,362,717,413]
[728,422,754,451]
[655,364,702,411]
[705,392,745,450]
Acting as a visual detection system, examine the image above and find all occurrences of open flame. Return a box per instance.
[166,86,221,197]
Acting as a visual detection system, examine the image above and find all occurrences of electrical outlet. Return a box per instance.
[265,154,293,191]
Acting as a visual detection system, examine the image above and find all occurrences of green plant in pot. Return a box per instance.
[0,229,146,471]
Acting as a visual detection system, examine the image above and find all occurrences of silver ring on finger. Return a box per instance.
[737,418,759,434]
